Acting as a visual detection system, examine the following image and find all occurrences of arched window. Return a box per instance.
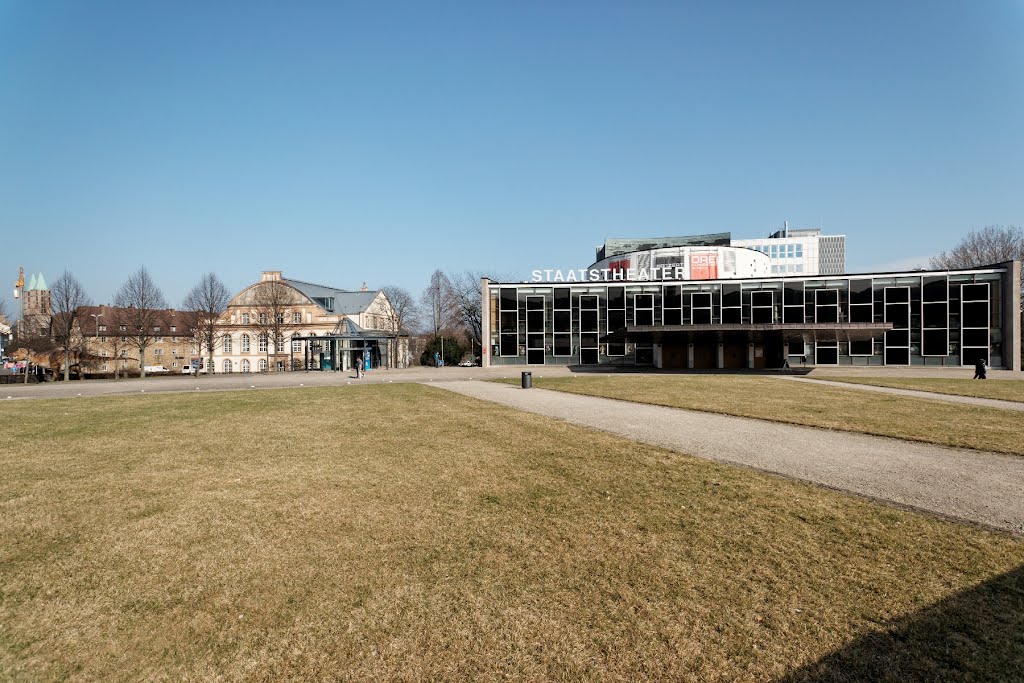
[258,358,268,372]
[223,335,232,353]
[223,359,232,374]
[241,334,250,353]
[276,360,284,372]
[241,359,250,373]
[258,334,268,353]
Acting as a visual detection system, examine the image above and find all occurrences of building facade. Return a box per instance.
[732,227,846,276]
[79,305,194,374]
[212,271,406,374]
[482,260,1021,371]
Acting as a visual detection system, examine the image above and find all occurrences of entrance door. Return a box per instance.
[723,343,745,368]
[662,344,686,369]
[693,344,716,369]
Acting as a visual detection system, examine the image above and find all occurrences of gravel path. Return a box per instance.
[770,375,1024,411]
[436,380,1024,535]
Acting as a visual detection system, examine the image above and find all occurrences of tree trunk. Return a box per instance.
[64,350,70,382]
[139,348,146,378]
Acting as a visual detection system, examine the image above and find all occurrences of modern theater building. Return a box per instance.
[481,236,1021,371]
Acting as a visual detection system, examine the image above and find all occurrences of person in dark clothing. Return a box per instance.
[973,358,987,379]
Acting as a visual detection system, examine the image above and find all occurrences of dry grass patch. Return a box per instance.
[817,375,1024,403]
[1,384,1022,681]
[497,375,1024,456]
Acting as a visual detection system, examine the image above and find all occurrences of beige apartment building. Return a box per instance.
[79,305,194,374]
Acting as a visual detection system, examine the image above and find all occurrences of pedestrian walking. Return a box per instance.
[973,357,987,380]
[355,353,363,379]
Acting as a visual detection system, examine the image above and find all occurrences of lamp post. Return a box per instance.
[91,312,104,379]
[18,277,27,385]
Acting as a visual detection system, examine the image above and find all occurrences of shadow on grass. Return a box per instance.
[779,565,1024,683]
[565,366,815,376]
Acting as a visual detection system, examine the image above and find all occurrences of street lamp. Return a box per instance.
[91,312,104,378]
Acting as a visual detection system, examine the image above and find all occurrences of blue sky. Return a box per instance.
[1,1,1022,307]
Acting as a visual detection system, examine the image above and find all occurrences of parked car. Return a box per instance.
[143,365,168,373]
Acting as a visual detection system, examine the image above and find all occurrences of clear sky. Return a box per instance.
[1,1,1022,307]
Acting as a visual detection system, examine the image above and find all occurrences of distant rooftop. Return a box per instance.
[282,278,379,315]
[597,232,732,261]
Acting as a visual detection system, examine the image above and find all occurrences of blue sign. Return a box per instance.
[364,351,371,371]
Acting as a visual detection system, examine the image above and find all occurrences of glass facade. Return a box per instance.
[485,267,1014,369]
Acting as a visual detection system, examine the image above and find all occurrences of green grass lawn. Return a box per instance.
[1,384,1022,681]
[817,376,1024,403]
[496,375,1024,456]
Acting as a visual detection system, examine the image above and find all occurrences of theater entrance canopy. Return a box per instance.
[294,318,400,372]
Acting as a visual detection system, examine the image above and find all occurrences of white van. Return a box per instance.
[144,365,168,373]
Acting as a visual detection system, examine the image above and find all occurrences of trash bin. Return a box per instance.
[521,371,532,389]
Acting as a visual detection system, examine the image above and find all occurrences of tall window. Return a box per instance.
[552,288,572,357]
[526,296,545,365]
[241,359,250,373]
[849,279,873,323]
[922,276,949,357]
[884,287,911,365]
[960,282,990,366]
[223,359,233,373]
[276,335,284,352]
[276,313,284,324]
[241,334,250,353]
[223,335,232,353]
[291,336,302,353]
[690,292,713,325]
[241,313,250,325]
[258,358,268,372]
[663,285,682,325]
[578,295,600,365]
[633,293,654,326]
[259,313,268,325]
[751,291,774,324]
[499,288,519,357]
[258,334,268,353]
[721,285,741,324]
[293,311,302,324]
[607,287,626,356]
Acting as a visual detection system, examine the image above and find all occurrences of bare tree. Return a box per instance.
[450,271,486,357]
[380,286,419,368]
[420,270,458,337]
[114,267,168,378]
[930,225,1024,272]
[0,297,8,322]
[248,280,301,371]
[932,225,1024,317]
[183,273,231,375]
[49,270,92,381]
[107,308,130,380]
[381,286,418,332]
